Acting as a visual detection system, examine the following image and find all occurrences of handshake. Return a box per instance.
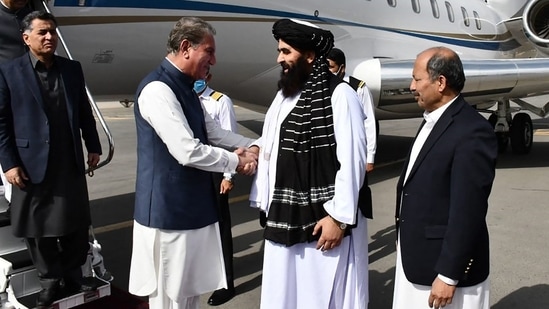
[234,146,259,176]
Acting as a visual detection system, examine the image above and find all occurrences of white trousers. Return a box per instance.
[392,239,489,309]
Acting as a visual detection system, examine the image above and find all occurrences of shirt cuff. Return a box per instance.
[227,152,239,173]
[437,274,459,286]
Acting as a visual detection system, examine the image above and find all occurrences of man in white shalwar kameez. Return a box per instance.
[392,47,496,309]
[128,17,258,309]
[249,19,369,309]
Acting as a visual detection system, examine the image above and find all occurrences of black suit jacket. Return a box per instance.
[0,53,101,183]
[396,95,497,287]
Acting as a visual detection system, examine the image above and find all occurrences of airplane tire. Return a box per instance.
[510,113,533,154]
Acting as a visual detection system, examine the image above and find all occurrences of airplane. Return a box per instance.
[1,0,549,307]
[37,0,549,155]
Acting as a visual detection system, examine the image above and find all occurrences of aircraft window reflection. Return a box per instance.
[412,0,420,13]
[430,0,440,18]
[387,0,396,8]
[461,7,470,27]
[473,10,482,30]
[445,1,454,23]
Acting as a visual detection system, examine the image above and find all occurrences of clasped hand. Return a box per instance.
[234,146,258,176]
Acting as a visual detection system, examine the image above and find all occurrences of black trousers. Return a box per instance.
[213,174,234,287]
[24,227,89,280]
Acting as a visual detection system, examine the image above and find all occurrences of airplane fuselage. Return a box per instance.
[47,0,536,117]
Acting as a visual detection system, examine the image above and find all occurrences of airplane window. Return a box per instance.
[473,10,482,30]
[461,7,470,27]
[430,0,440,18]
[445,1,454,23]
[387,0,397,7]
[412,0,420,13]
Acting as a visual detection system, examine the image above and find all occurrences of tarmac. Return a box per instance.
[84,95,549,309]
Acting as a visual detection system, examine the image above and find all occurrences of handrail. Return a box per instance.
[40,0,114,175]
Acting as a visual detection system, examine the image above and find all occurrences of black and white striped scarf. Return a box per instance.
[263,57,343,246]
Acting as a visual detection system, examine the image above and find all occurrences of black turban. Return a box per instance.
[272,18,334,57]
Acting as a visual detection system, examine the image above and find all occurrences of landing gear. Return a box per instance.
[489,109,533,155]
[488,112,509,153]
[510,113,533,154]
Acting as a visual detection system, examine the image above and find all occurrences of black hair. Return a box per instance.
[326,47,346,66]
[21,11,57,32]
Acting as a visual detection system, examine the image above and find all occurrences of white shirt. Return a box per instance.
[250,83,366,225]
[199,86,238,133]
[344,75,377,164]
[199,86,238,180]
[137,59,254,174]
[404,96,456,184]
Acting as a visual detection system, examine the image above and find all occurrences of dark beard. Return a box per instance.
[278,56,311,98]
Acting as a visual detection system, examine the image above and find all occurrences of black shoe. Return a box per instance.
[207,287,235,306]
[63,276,98,294]
[36,284,60,308]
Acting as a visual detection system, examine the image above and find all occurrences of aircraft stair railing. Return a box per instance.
[40,0,115,175]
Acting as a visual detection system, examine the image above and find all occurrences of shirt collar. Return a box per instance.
[423,95,458,124]
[0,0,9,10]
[200,86,214,98]
[28,52,56,70]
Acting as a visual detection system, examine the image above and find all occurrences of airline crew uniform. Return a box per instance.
[199,86,238,295]
[345,75,377,167]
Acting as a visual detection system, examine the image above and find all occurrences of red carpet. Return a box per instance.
[75,286,148,309]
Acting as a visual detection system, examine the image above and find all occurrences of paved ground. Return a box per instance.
[56,96,549,308]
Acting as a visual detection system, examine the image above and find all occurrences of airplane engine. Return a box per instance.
[353,57,549,118]
[523,0,549,55]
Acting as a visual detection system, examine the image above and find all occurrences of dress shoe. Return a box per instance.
[207,287,235,306]
[36,284,60,308]
[63,276,98,295]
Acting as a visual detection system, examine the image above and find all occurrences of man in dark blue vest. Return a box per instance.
[128,17,258,309]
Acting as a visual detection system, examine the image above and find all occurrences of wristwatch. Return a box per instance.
[331,216,347,230]
[223,176,234,184]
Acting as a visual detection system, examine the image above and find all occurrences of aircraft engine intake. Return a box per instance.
[523,0,549,55]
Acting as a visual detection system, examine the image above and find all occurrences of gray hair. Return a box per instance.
[425,47,466,93]
[166,17,216,54]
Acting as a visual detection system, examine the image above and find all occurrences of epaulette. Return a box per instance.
[357,80,366,89]
[211,91,224,101]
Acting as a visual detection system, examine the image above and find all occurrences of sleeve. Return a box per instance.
[357,84,377,164]
[322,83,367,224]
[216,95,240,179]
[0,68,18,172]
[75,61,102,155]
[138,81,246,173]
[218,95,239,133]
[434,119,497,279]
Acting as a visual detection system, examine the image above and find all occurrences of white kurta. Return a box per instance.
[251,84,369,309]
[129,62,254,309]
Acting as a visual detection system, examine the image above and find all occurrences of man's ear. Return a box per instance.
[438,75,447,91]
[22,33,30,46]
[180,40,192,58]
[305,50,316,64]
